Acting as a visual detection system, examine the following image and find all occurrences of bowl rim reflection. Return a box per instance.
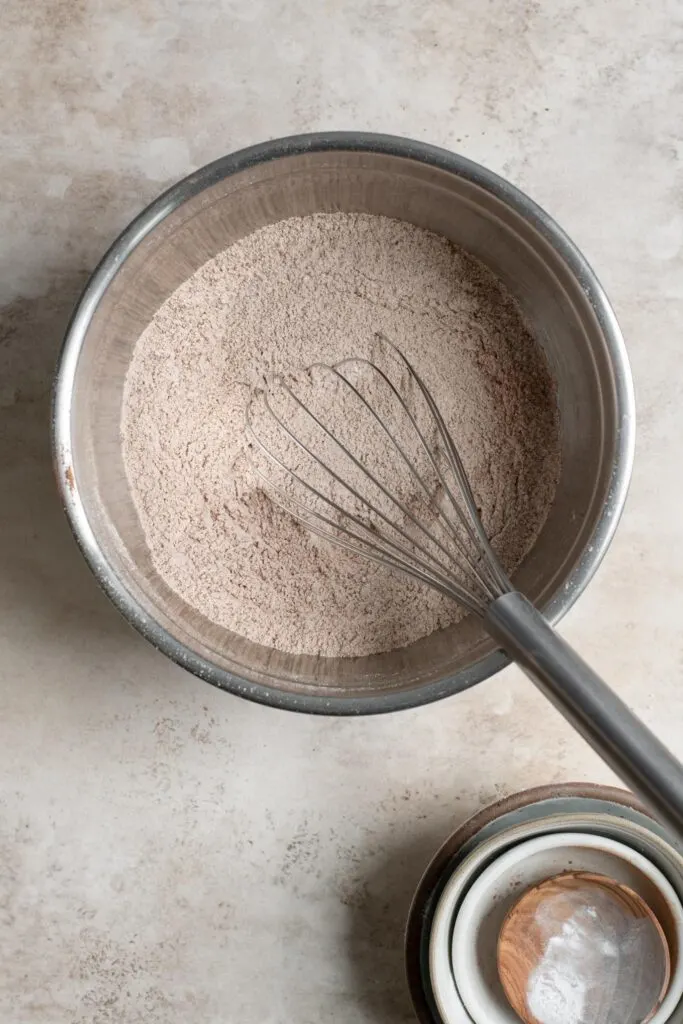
[52,132,635,714]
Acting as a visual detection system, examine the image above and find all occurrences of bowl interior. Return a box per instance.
[60,143,625,705]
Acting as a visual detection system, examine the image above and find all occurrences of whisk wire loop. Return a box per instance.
[246,336,511,616]
[247,390,483,611]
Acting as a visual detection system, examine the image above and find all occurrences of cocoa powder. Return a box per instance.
[121,213,560,657]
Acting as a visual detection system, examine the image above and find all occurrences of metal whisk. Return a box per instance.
[246,337,683,840]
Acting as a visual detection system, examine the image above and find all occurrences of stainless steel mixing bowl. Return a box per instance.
[53,132,635,714]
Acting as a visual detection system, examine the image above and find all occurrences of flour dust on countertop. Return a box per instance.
[121,213,560,658]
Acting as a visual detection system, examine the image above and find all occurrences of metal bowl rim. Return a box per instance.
[52,131,636,715]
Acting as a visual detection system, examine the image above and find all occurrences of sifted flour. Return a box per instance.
[121,213,560,657]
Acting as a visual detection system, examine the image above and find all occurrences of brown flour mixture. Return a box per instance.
[121,213,560,658]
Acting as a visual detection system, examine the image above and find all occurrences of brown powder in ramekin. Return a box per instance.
[121,213,560,657]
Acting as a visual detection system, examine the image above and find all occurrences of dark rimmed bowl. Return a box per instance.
[406,783,683,1024]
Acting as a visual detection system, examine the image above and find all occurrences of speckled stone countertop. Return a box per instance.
[2,2,682,1021]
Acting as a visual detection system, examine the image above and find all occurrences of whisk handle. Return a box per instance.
[485,591,683,844]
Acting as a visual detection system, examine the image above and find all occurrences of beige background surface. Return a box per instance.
[2,2,682,1021]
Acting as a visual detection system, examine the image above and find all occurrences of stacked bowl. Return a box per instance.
[406,785,683,1024]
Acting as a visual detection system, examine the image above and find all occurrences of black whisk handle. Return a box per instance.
[485,591,683,845]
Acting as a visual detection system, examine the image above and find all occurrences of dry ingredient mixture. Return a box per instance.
[121,213,560,658]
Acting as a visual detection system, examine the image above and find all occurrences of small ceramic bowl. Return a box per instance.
[406,785,683,1024]
[450,831,683,1024]
[428,818,683,1024]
